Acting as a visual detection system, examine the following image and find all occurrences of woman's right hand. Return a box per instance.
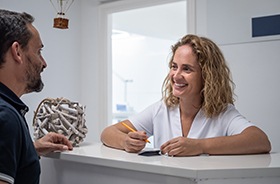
[123,131,148,153]
[101,120,149,153]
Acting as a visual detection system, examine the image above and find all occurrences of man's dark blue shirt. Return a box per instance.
[0,82,40,184]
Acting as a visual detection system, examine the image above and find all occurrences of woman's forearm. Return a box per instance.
[201,126,271,155]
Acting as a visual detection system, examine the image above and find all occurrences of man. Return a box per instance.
[0,9,73,184]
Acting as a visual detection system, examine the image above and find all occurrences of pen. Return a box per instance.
[121,122,150,143]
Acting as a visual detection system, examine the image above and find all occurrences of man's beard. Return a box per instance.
[27,77,44,93]
[25,56,44,93]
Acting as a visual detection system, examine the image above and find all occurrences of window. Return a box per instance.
[111,1,187,124]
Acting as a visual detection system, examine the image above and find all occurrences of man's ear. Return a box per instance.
[11,42,24,64]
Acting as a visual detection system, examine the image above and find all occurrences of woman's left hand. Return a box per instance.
[160,136,203,156]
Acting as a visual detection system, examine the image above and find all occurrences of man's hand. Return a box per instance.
[34,132,73,156]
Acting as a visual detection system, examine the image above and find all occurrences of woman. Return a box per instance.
[101,34,271,156]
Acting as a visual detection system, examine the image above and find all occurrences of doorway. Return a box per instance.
[111,0,187,124]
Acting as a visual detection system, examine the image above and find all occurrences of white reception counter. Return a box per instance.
[40,142,280,184]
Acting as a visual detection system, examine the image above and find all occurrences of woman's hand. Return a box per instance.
[101,120,149,153]
[122,131,148,153]
[160,137,203,156]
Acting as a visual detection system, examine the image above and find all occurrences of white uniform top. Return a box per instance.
[129,101,254,148]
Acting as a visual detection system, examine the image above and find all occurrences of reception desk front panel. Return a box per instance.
[40,142,280,184]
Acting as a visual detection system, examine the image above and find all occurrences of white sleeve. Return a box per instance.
[128,101,162,137]
[225,105,255,135]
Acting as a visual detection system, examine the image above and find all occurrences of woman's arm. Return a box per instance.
[202,126,271,155]
[160,126,271,156]
[100,120,148,153]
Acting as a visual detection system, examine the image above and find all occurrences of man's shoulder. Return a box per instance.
[0,98,22,128]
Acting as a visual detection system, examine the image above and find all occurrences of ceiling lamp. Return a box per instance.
[50,0,74,29]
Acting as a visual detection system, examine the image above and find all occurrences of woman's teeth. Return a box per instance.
[175,83,187,87]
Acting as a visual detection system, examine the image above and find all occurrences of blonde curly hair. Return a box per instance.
[162,34,235,117]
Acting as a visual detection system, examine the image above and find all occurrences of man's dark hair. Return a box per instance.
[0,9,34,66]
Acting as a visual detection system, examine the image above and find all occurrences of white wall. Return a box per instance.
[79,0,103,142]
[196,0,280,152]
[0,0,101,142]
[0,0,80,123]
